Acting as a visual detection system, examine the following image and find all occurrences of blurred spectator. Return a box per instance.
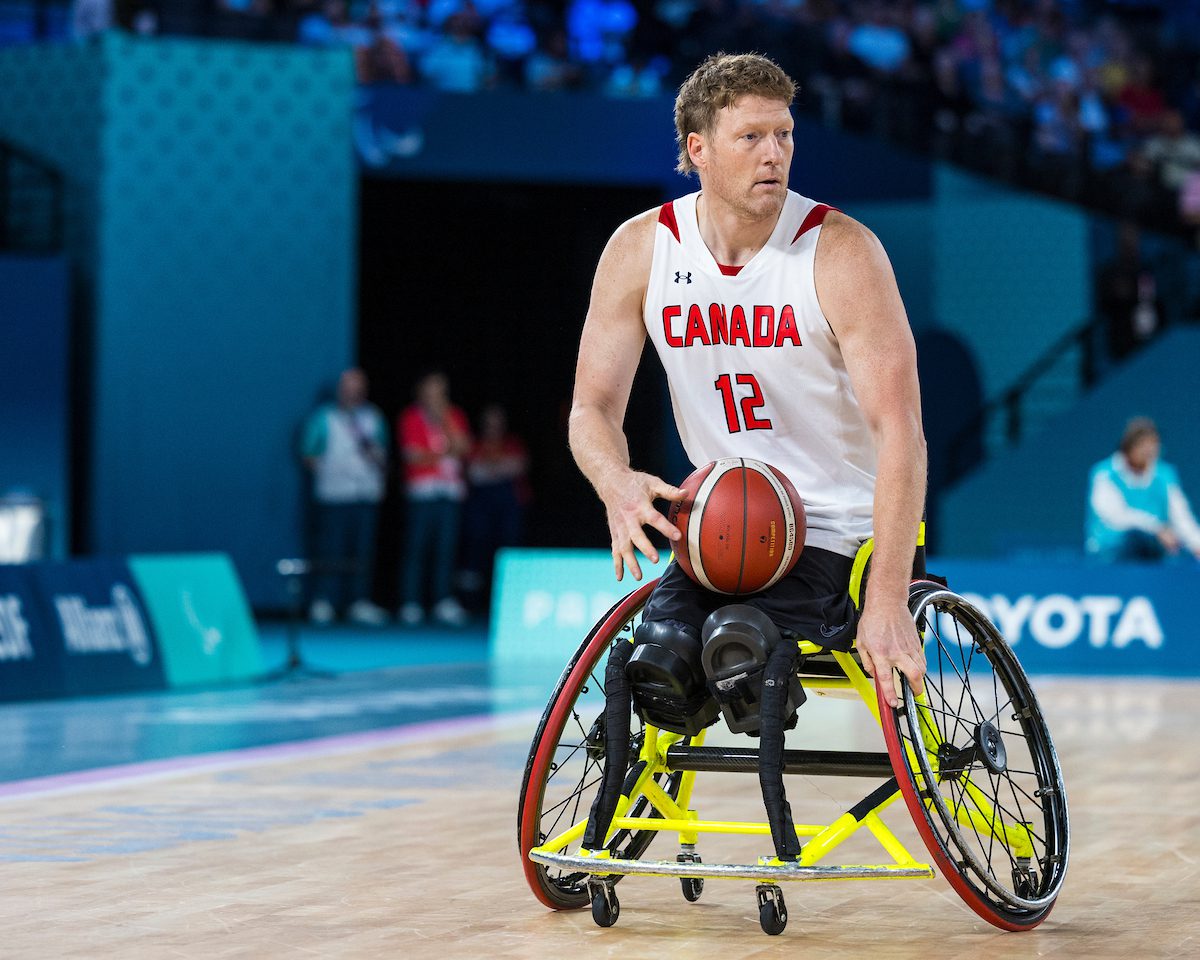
[1085,417,1200,563]
[355,4,413,83]
[1096,222,1161,362]
[1141,110,1200,204]
[1030,81,1084,196]
[1117,57,1166,136]
[525,29,584,91]
[421,11,492,91]
[486,9,538,85]
[397,371,472,626]
[460,404,530,601]
[301,368,390,626]
[566,0,637,68]
[604,54,667,97]
[72,0,114,39]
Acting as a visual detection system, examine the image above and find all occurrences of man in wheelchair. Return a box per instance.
[522,55,1067,934]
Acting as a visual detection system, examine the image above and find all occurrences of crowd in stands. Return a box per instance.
[24,0,1196,234]
[0,0,1194,237]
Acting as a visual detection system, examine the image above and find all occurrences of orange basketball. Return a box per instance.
[667,458,805,595]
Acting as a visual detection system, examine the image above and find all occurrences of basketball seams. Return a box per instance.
[689,460,734,593]
[743,460,797,590]
[735,458,748,595]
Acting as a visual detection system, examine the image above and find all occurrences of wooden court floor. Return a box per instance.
[0,677,1195,959]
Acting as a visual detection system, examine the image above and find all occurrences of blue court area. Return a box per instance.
[0,620,553,785]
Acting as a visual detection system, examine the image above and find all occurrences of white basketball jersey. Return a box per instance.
[644,189,877,558]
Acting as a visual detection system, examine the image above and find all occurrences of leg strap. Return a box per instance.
[758,640,803,861]
[582,641,634,850]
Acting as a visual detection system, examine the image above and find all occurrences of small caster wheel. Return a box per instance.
[590,884,620,928]
[677,852,703,902]
[756,884,787,936]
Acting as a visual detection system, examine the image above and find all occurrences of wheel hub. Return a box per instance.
[975,721,1007,774]
[936,721,1008,779]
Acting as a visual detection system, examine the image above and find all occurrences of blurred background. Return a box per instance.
[2,0,1200,704]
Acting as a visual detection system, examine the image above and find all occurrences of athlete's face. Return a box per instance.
[691,96,794,220]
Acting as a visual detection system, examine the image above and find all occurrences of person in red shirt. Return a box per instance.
[396,371,472,626]
[461,404,531,601]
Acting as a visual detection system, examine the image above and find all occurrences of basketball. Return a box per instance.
[667,458,805,595]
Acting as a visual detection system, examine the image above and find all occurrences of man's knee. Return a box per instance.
[626,619,720,736]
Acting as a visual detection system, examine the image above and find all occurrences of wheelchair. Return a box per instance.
[517,534,1069,935]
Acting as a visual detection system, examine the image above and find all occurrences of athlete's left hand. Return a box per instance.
[856,600,925,709]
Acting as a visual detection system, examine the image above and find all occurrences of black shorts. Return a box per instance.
[642,545,860,650]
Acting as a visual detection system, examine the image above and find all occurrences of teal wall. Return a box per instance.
[932,167,1092,398]
[855,166,1092,397]
[0,35,357,605]
[939,328,1200,557]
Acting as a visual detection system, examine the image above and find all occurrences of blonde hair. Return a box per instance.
[674,53,797,175]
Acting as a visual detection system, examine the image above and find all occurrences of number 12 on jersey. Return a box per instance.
[714,373,772,433]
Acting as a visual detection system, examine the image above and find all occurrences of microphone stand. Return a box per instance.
[262,558,338,681]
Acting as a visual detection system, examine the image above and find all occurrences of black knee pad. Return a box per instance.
[701,605,805,735]
[626,619,721,737]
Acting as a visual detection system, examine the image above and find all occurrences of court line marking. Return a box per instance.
[0,708,541,804]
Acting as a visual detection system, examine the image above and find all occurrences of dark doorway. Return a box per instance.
[358,177,673,605]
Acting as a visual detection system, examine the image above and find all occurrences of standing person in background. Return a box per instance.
[460,404,530,605]
[1086,417,1200,563]
[301,368,390,625]
[397,371,472,626]
[1096,223,1161,363]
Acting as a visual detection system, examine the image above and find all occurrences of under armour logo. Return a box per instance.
[674,271,692,284]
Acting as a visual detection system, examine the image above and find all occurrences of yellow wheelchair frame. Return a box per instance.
[518,536,1069,935]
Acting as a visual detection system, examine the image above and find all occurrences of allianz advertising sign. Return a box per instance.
[491,549,1197,676]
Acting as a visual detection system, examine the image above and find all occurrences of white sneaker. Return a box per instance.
[309,599,336,625]
[348,599,389,626]
[432,597,469,627]
[399,602,424,626]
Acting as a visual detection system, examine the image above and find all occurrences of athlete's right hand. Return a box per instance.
[601,471,686,582]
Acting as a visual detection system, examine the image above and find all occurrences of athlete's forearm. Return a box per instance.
[865,419,927,611]
[568,403,634,502]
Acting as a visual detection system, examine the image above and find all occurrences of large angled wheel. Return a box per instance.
[518,580,687,909]
[879,581,1069,930]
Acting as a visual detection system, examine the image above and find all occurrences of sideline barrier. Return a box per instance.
[129,554,263,687]
[0,553,262,701]
[490,548,1199,676]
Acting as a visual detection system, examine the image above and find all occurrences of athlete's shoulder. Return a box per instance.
[812,209,895,287]
[815,210,883,257]
[609,207,657,254]
[593,206,666,296]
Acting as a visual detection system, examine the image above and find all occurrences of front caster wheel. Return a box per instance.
[678,852,703,902]
[590,884,620,928]
[756,884,787,935]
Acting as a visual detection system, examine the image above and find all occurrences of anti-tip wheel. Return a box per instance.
[590,887,620,928]
[756,885,787,936]
[678,853,704,902]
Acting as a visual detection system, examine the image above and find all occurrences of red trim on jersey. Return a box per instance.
[717,263,744,276]
[791,203,836,244]
[658,202,681,242]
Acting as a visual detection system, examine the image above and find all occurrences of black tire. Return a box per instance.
[518,581,688,910]
[758,899,786,935]
[681,876,704,902]
[591,888,620,927]
[880,582,1070,931]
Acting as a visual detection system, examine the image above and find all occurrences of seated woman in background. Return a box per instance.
[1086,417,1200,563]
